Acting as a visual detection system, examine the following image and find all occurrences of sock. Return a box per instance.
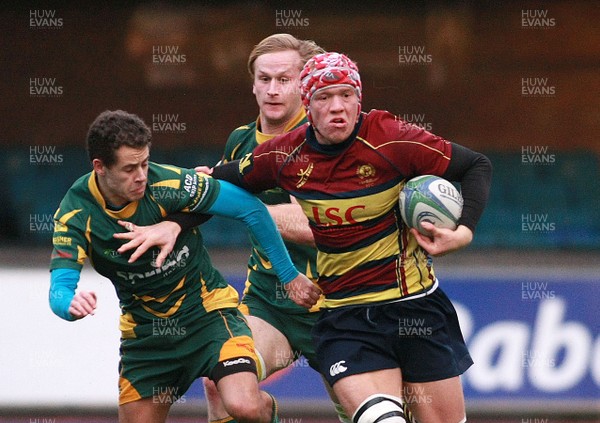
[402,401,417,423]
[210,418,237,423]
[268,393,279,423]
[256,349,267,381]
[334,401,352,423]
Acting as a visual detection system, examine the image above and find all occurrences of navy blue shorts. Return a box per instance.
[312,287,473,386]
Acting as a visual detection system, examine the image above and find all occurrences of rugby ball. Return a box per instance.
[399,175,463,236]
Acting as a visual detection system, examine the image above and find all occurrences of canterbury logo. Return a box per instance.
[329,360,348,376]
[223,358,251,367]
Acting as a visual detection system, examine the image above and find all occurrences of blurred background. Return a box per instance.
[0,1,598,422]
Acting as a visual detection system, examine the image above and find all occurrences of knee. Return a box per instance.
[225,399,263,422]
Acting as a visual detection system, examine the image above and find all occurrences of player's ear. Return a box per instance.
[92,158,106,176]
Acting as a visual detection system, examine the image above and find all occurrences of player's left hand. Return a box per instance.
[411,222,473,257]
[285,273,322,308]
[113,220,181,266]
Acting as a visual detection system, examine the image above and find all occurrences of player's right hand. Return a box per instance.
[114,220,181,267]
[69,291,97,320]
[412,222,473,257]
[285,273,322,308]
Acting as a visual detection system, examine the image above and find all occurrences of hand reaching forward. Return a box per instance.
[284,273,322,308]
[69,291,97,320]
[113,220,182,267]
[411,222,473,257]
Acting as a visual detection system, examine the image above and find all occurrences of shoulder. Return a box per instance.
[55,173,93,227]
[147,162,191,180]
[224,120,257,160]
[362,109,402,127]
[59,172,93,208]
[356,109,403,146]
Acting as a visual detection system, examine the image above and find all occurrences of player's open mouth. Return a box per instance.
[330,118,347,127]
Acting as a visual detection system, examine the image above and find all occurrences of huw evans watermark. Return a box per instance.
[152,318,187,337]
[522,349,556,368]
[521,214,556,234]
[398,318,433,337]
[275,349,310,368]
[29,145,64,165]
[275,9,309,28]
[152,46,186,64]
[521,9,556,29]
[398,46,432,65]
[521,146,555,165]
[521,281,556,301]
[152,114,187,133]
[521,77,555,97]
[400,113,433,131]
[152,386,186,404]
[30,78,63,97]
[30,214,54,233]
[30,9,63,29]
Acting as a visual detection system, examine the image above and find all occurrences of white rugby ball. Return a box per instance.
[399,175,463,235]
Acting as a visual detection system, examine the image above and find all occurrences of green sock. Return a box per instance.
[268,393,279,423]
[402,401,417,423]
[334,402,351,423]
[209,418,237,423]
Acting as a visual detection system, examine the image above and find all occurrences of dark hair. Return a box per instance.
[86,110,152,167]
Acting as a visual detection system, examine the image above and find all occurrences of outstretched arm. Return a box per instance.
[204,180,320,308]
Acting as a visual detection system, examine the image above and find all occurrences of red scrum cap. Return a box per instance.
[300,52,362,122]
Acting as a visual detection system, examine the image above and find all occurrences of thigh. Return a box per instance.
[246,314,294,375]
[248,303,321,371]
[242,295,303,375]
[332,368,403,418]
[403,376,466,423]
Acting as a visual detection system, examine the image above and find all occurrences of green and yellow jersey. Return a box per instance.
[50,163,239,338]
[222,109,321,314]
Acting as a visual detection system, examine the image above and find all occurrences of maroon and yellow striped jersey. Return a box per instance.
[237,109,453,308]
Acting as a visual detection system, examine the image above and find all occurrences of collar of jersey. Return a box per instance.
[88,171,139,219]
[255,108,306,144]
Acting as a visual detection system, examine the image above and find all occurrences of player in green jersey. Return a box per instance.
[48,109,319,423]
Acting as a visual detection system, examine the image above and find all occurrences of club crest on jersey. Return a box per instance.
[357,164,376,178]
[239,153,254,175]
[296,162,314,188]
[356,163,379,186]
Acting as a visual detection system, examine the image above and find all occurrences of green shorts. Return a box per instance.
[239,293,321,370]
[118,308,256,405]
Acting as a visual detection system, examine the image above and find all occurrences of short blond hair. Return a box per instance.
[247,33,324,78]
